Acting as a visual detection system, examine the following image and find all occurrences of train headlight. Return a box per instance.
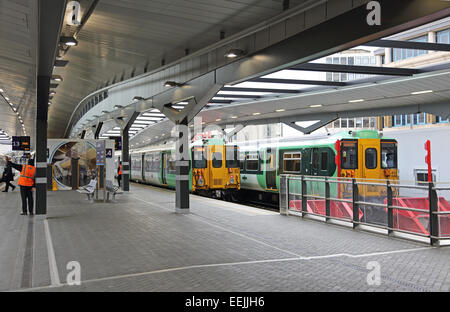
[230,174,235,184]
[198,176,204,186]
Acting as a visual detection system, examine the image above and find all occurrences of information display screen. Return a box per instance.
[12,136,30,151]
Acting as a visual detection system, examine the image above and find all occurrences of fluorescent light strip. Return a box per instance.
[411,90,433,95]
[348,99,364,103]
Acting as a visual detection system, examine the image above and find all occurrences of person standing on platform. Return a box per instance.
[117,161,122,187]
[5,156,35,215]
[1,162,16,192]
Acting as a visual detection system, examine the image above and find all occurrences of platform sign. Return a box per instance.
[105,148,113,158]
[12,136,30,151]
[96,140,105,166]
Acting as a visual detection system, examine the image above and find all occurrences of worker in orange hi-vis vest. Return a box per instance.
[5,155,36,215]
[117,161,123,187]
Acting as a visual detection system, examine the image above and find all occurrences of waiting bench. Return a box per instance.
[106,180,123,202]
[77,179,97,203]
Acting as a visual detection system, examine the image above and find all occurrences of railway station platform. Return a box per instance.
[1,184,449,292]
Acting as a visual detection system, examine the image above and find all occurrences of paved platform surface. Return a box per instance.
[0,183,449,292]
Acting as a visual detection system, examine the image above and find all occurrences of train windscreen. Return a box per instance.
[341,140,358,169]
[226,146,239,168]
[381,141,397,169]
[192,147,207,168]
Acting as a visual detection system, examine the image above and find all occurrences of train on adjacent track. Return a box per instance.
[127,130,399,206]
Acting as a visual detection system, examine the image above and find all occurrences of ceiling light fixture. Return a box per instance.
[252,112,261,115]
[133,96,145,102]
[275,109,286,112]
[60,36,78,46]
[224,48,246,58]
[310,104,323,108]
[348,99,364,103]
[51,75,63,82]
[164,81,182,88]
[411,90,433,95]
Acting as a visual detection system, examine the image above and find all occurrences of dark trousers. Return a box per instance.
[117,176,121,187]
[20,186,33,214]
[4,181,15,192]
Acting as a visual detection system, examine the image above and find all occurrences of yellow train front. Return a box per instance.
[191,138,240,200]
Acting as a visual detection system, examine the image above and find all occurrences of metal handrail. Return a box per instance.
[280,174,449,246]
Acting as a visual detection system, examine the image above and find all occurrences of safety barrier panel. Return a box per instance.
[279,175,450,246]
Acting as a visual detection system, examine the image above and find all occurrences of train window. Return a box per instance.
[212,152,222,168]
[321,152,328,171]
[145,155,152,172]
[132,158,141,170]
[246,153,259,171]
[283,152,301,173]
[168,154,176,173]
[365,148,377,169]
[151,154,161,171]
[192,147,207,169]
[226,146,239,168]
[341,141,358,169]
[239,152,245,170]
[312,151,319,169]
[381,142,397,169]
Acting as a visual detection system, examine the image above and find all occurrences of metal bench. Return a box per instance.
[77,179,97,203]
[105,180,123,202]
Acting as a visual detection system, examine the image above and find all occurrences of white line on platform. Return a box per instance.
[16,246,435,292]
[44,219,61,287]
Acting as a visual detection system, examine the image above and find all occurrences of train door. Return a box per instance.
[310,148,320,176]
[141,154,146,183]
[208,145,224,188]
[360,140,379,180]
[265,148,277,190]
[161,152,167,185]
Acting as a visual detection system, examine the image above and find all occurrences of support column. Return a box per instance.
[94,122,103,139]
[121,127,130,192]
[384,48,392,64]
[36,75,50,215]
[175,119,190,213]
[119,112,139,192]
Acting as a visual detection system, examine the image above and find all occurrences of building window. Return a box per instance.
[393,35,428,62]
[413,113,426,125]
[414,169,436,186]
[437,28,450,44]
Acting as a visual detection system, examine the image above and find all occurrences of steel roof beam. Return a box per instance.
[209,99,233,104]
[291,63,420,76]
[214,94,262,99]
[286,116,338,134]
[221,87,300,94]
[249,77,347,86]
[365,39,450,52]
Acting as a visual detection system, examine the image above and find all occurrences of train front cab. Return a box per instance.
[191,144,240,199]
[339,138,398,181]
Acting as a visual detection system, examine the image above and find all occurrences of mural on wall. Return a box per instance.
[49,140,97,191]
